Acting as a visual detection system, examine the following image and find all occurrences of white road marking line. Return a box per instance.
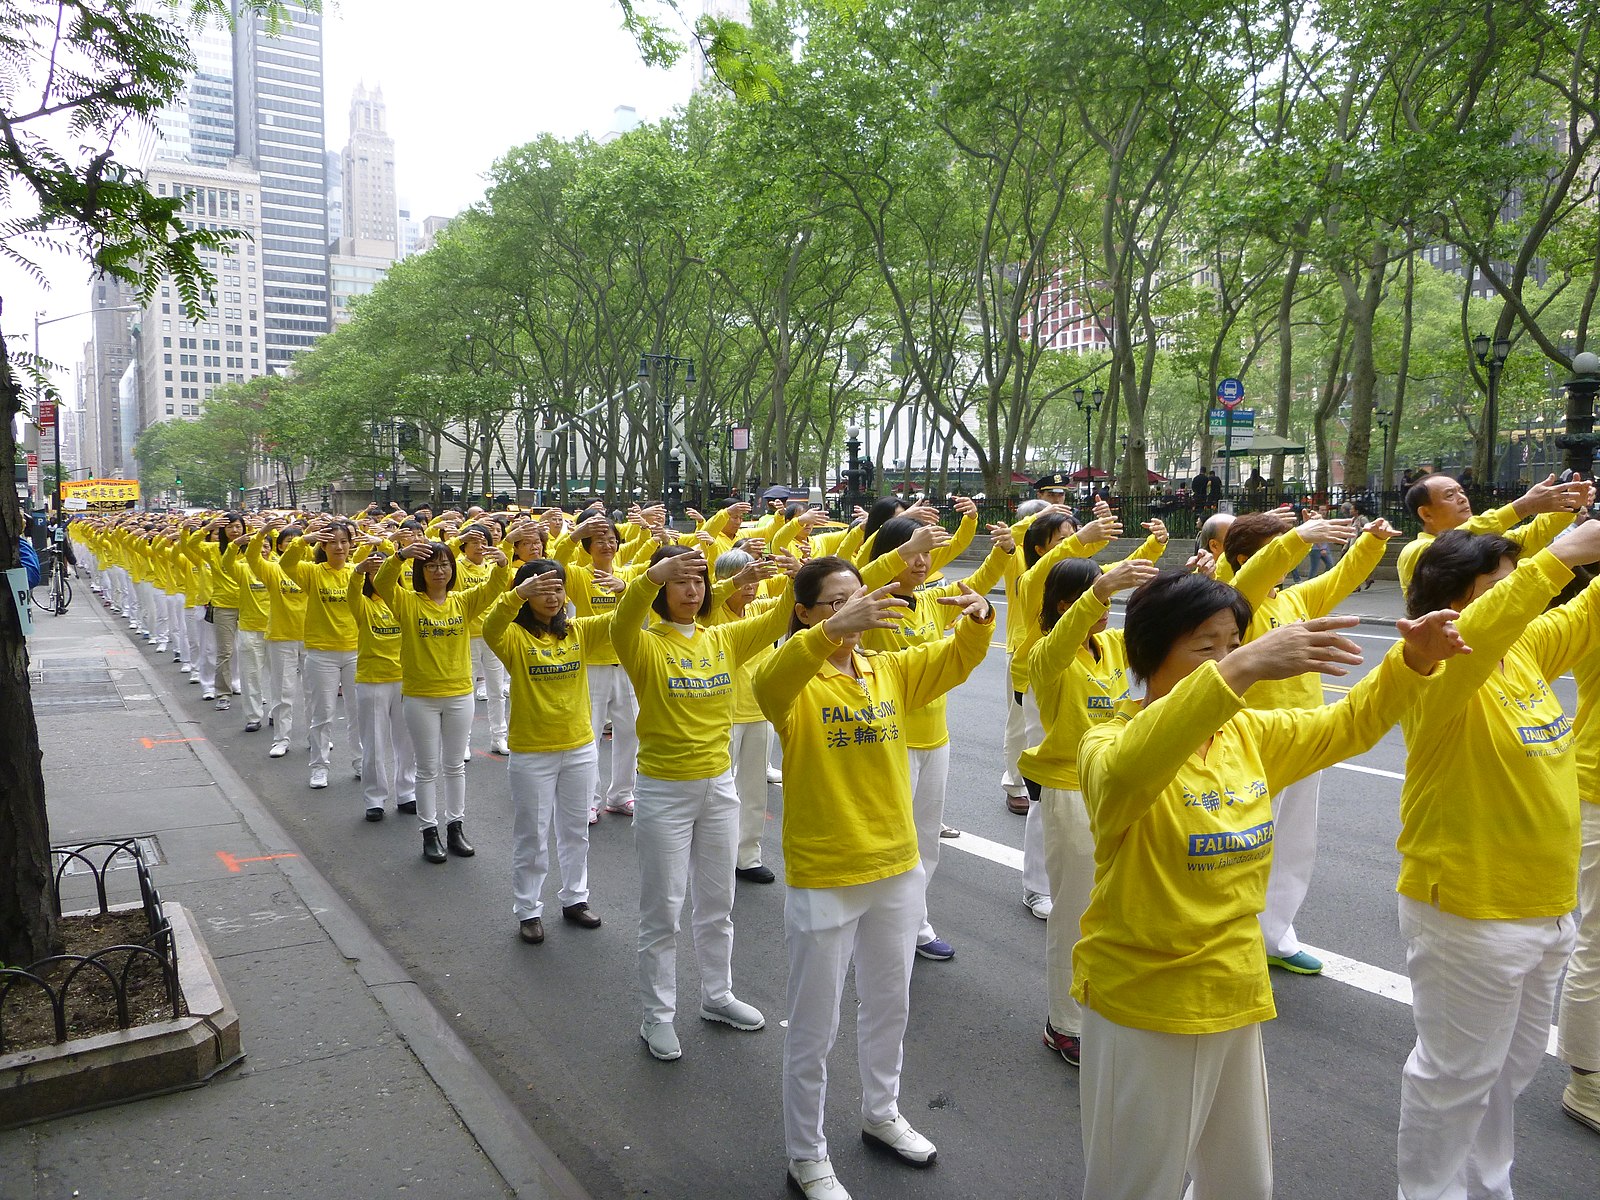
[1333,762,1406,781]
[1347,632,1400,642]
[946,797,1562,1057]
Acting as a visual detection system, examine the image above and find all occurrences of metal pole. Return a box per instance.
[1223,408,1233,498]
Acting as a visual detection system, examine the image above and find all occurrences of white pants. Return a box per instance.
[470,637,508,745]
[1559,803,1600,1071]
[356,680,416,813]
[304,648,361,774]
[1002,673,1028,797]
[1041,786,1094,1035]
[1397,896,1576,1200]
[236,628,268,723]
[509,744,598,918]
[266,640,305,749]
[908,743,950,945]
[162,593,183,655]
[136,581,157,632]
[1080,1009,1272,1200]
[190,606,216,685]
[404,693,473,830]
[633,770,739,1026]
[783,866,924,1162]
[731,720,772,869]
[1259,771,1321,957]
[588,663,638,812]
[1020,691,1050,898]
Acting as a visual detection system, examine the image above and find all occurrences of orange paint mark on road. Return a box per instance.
[216,850,299,873]
[138,736,205,749]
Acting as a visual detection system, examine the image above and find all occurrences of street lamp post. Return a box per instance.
[1375,408,1394,513]
[1472,331,1511,487]
[1073,385,1105,489]
[1559,350,1600,479]
[844,424,862,518]
[638,352,696,519]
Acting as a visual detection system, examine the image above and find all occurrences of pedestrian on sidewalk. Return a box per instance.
[347,551,416,821]
[247,521,309,760]
[279,521,362,791]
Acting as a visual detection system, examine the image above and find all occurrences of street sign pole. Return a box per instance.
[1216,377,1245,505]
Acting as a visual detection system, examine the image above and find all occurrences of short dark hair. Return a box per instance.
[1222,511,1289,572]
[274,525,302,554]
[313,520,355,563]
[790,556,862,634]
[1023,511,1074,568]
[1404,473,1445,520]
[1039,558,1102,633]
[648,544,712,621]
[511,559,568,638]
[410,541,456,593]
[1123,572,1253,684]
[1406,529,1519,618]
[862,496,908,540]
[869,516,922,564]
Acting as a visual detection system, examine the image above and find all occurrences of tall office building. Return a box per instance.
[342,84,397,252]
[234,1,330,371]
[153,14,236,168]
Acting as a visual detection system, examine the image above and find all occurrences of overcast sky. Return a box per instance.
[10,0,699,400]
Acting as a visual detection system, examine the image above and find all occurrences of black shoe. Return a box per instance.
[519,917,544,944]
[422,827,447,863]
[562,903,602,929]
[365,807,384,822]
[735,864,777,884]
[397,800,417,815]
[446,819,475,857]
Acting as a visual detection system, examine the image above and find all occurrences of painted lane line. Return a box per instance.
[1333,761,1407,782]
[943,803,1562,1057]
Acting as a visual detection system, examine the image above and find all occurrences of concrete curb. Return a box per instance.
[85,599,592,1200]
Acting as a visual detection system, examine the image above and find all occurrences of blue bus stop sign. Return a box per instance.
[1217,377,1245,410]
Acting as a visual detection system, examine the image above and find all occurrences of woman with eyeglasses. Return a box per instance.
[373,540,510,863]
[753,556,995,1200]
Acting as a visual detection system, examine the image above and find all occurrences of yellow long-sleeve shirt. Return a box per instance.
[345,570,403,685]
[1397,506,1571,595]
[232,543,271,633]
[755,610,995,889]
[246,534,307,643]
[706,593,785,725]
[1573,646,1600,804]
[1397,547,1599,919]
[279,540,357,653]
[1018,589,1128,791]
[610,572,793,781]
[482,593,614,753]
[373,555,510,698]
[1010,532,1138,693]
[196,536,242,609]
[1075,645,1430,1035]
[450,552,496,638]
[1237,530,1389,712]
[565,562,646,667]
[857,541,1009,749]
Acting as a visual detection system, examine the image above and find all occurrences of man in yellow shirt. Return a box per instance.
[1396,471,1589,594]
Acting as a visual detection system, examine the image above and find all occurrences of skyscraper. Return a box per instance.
[152,14,235,168]
[342,84,397,253]
[233,0,330,371]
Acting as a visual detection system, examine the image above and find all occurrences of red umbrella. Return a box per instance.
[1068,466,1110,482]
[1146,468,1169,483]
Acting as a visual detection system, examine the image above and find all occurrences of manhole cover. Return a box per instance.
[54,836,165,875]
[32,682,124,712]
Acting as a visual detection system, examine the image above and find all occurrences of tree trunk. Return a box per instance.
[0,315,59,967]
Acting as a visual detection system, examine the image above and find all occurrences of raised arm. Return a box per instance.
[1231,528,1310,609]
[724,578,796,664]
[1284,524,1391,617]
[372,550,404,607]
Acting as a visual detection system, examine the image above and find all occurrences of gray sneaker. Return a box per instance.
[640,1020,681,1061]
[700,996,765,1031]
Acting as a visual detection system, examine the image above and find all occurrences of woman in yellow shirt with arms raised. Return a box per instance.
[1073,570,1465,1200]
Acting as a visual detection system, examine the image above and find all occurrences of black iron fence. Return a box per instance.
[0,839,184,1053]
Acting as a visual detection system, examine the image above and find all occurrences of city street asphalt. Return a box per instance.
[13,563,1597,1199]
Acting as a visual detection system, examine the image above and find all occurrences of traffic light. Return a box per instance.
[175,474,183,489]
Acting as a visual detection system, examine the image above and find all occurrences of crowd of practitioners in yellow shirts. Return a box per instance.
[67,476,1600,1200]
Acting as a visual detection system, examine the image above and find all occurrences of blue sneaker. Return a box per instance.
[1267,950,1323,975]
[915,937,955,962]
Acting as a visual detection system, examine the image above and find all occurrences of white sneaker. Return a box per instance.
[309,767,328,789]
[640,1020,681,1061]
[700,996,765,1031]
[861,1114,937,1165]
[766,765,784,784]
[787,1158,852,1199]
[475,684,488,701]
[490,738,510,756]
[1024,890,1054,920]
[1564,1069,1600,1134]
[201,688,216,701]
[269,740,289,759]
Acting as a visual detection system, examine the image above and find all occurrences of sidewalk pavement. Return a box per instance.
[0,586,589,1200]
